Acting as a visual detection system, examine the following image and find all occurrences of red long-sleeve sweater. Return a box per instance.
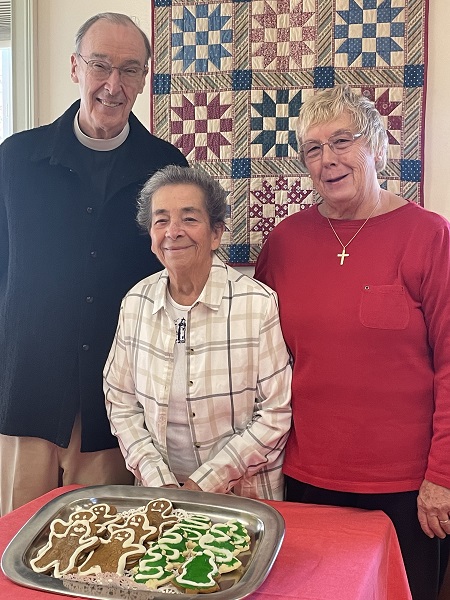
[255,202,450,493]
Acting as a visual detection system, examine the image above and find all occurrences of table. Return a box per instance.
[0,485,412,600]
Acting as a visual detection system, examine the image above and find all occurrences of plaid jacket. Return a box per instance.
[104,255,292,499]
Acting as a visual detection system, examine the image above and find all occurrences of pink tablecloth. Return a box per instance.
[0,485,412,600]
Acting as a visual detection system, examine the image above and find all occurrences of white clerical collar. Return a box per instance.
[73,110,130,151]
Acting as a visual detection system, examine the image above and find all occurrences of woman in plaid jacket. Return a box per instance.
[104,165,292,499]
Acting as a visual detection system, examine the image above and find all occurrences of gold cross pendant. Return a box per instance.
[337,248,349,265]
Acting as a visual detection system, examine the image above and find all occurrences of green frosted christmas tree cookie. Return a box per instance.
[132,543,175,589]
[174,549,220,593]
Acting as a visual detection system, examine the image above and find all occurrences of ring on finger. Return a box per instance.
[439,519,450,524]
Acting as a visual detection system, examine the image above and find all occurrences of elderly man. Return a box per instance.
[0,12,187,515]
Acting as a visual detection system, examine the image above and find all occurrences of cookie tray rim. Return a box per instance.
[1,484,285,600]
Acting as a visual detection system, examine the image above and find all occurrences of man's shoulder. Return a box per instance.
[0,126,54,170]
[128,113,188,166]
[1,122,51,153]
[140,130,187,157]
[0,103,76,159]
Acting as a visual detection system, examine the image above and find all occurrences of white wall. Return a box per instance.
[34,0,450,220]
[424,0,450,219]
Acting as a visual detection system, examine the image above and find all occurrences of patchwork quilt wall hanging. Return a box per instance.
[150,0,428,265]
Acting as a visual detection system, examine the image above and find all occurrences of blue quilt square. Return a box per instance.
[229,244,250,264]
[348,38,362,54]
[347,5,363,24]
[276,117,289,131]
[362,52,376,67]
[288,131,298,152]
[155,0,172,6]
[196,31,209,46]
[153,74,171,95]
[221,29,233,44]
[232,158,251,179]
[276,89,290,104]
[314,67,335,88]
[400,159,421,182]
[391,22,405,37]
[196,5,209,18]
[275,144,289,157]
[196,58,209,72]
[172,33,184,47]
[335,24,348,39]
[363,23,376,38]
[404,64,424,87]
[233,70,252,90]
[181,45,196,64]
[289,92,302,117]
[251,117,263,130]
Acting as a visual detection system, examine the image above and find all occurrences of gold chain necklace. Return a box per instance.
[326,191,381,265]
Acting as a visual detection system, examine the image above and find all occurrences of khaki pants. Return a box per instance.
[0,414,134,516]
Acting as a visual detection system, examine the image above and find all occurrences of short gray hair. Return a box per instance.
[297,85,388,172]
[75,12,151,64]
[137,166,228,232]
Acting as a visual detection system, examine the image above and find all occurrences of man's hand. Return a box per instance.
[417,479,450,538]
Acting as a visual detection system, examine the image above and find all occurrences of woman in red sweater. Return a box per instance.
[255,84,450,600]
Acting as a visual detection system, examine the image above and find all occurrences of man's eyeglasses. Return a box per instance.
[77,54,147,84]
[300,131,363,162]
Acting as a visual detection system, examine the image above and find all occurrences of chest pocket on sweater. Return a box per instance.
[359,284,409,330]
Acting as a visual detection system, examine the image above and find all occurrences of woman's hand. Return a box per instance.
[182,479,202,492]
[417,479,450,538]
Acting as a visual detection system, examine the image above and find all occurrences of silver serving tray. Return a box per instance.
[1,485,285,600]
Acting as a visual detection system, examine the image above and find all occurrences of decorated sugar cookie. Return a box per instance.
[176,513,212,541]
[157,527,189,566]
[30,496,253,596]
[193,528,242,574]
[210,519,251,552]
[132,543,176,588]
[174,549,220,593]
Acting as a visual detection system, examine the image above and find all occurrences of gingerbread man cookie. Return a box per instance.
[77,528,146,576]
[30,520,99,578]
[108,512,158,545]
[90,503,123,530]
[52,503,123,536]
[143,498,178,532]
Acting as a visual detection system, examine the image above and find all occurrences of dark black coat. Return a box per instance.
[0,101,188,451]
